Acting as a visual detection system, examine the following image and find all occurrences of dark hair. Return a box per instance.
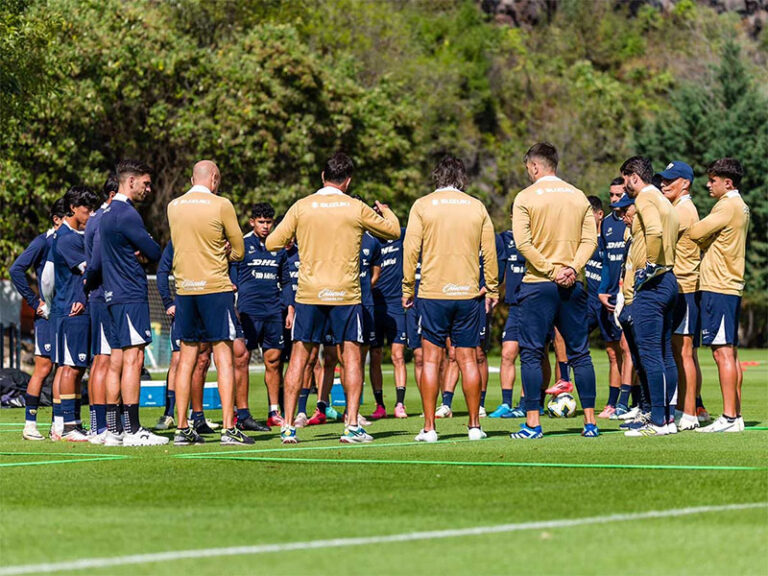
[63,185,102,215]
[49,197,68,221]
[524,142,558,171]
[250,202,275,220]
[350,193,364,202]
[652,173,663,190]
[587,195,604,213]
[620,156,653,183]
[323,152,354,184]
[610,177,625,187]
[116,159,152,183]
[707,157,743,187]
[100,173,119,203]
[432,155,468,191]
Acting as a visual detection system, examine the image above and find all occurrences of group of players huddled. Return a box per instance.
[10,143,750,445]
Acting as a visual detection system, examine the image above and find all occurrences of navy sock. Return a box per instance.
[74,395,82,424]
[164,389,176,417]
[396,386,406,405]
[24,394,40,423]
[617,384,631,408]
[95,404,107,434]
[480,390,487,408]
[106,404,119,433]
[607,387,620,407]
[695,396,704,409]
[90,405,97,431]
[373,389,384,407]
[124,404,141,434]
[52,400,62,420]
[558,361,570,381]
[630,385,641,407]
[191,410,205,424]
[298,389,310,414]
[117,403,125,433]
[317,400,327,413]
[237,408,251,421]
[501,389,513,407]
[442,391,454,408]
[62,398,76,425]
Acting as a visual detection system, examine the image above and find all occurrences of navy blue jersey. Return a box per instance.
[585,235,605,298]
[373,227,405,305]
[231,233,288,318]
[498,230,526,305]
[51,222,87,316]
[282,244,299,309]
[157,242,175,311]
[99,195,161,305]
[84,206,107,302]
[360,232,382,308]
[9,231,51,310]
[479,234,506,289]
[597,212,627,299]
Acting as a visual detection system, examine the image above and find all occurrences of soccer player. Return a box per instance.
[510,143,598,439]
[42,186,101,441]
[265,152,400,444]
[168,160,248,446]
[230,202,287,432]
[689,158,750,433]
[620,156,679,438]
[403,155,499,442]
[658,161,704,430]
[99,160,167,446]
[10,198,67,440]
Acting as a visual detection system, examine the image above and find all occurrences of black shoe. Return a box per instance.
[221,427,255,445]
[194,420,216,435]
[174,427,204,446]
[236,416,271,432]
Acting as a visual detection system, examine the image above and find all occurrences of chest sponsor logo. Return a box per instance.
[318,289,346,302]
[180,280,207,290]
[442,283,472,295]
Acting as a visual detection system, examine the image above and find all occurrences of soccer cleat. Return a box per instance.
[435,404,453,418]
[123,427,170,446]
[617,405,641,421]
[597,405,616,419]
[394,403,408,419]
[306,409,327,426]
[696,407,712,424]
[581,423,600,437]
[49,427,62,442]
[610,404,630,419]
[414,429,438,443]
[194,420,216,435]
[501,405,527,418]
[340,427,374,444]
[62,428,90,442]
[619,411,651,429]
[468,427,487,440]
[205,418,221,430]
[220,427,255,445]
[624,423,668,437]
[510,423,543,439]
[544,379,573,396]
[266,413,285,428]
[280,426,299,444]
[236,416,271,432]
[696,415,742,434]
[294,412,309,428]
[678,413,700,431]
[369,405,387,420]
[354,414,372,427]
[479,406,487,418]
[325,405,342,421]
[736,416,745,431]
[22,424,45,441]
[88,430,108,445]
[667,421,678,434]
[174,427,205,446]
[104,431,124,446]
[154,415,175,430]
[488,403,512,418]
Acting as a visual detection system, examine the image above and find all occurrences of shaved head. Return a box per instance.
[192,160,221,193]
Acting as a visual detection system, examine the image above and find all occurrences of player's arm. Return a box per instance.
[512,197,556,280]
[370,240,382,288]
[125,211,162,263]
[689,201,730,245]
[265,205,298,252]
[84,229,103,294]
[221,200,245,262]
[9,235,46,311]
[569,205,598,273]
[635,194,663,265]
[479,209,499,299]
[402,206,422,304]
[156,243,175,311]
[597,240,615,311]
[361,203,400,240]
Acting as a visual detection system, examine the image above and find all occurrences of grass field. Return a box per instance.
[1,349,767,575]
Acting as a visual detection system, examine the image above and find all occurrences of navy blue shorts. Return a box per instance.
[109,302,153,348]
[673,292,701,346]
[240,312,284,350]
[34,317,52,358]
[406,301,422,350]
[55,314,91,368]
[420,297,483,349]
[170,318,181,352]
[373,300,407,347]
[176,292,238,343]
[478,311,492,352]
[292,303,363,345]
[502,303,521,342]
[89,300,114,356]
[361,306,377,347]
[587,296,622,343]
[701,291,741,347]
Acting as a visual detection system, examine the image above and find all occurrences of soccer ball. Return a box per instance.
[547,393,577,418]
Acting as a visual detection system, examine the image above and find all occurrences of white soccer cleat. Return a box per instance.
[294,412,309,428]
[123,427,170,446]
[696,415,742,433]
[624,423,669,437]
[435,405,453,418]
[478,406,487,418]
[468,427,487,441]
[736,416,745,431]
[617,406,640,420]
[415,429,438,443]
[678,413,700,431]
[205,418,220,430]
[154,415,175,430]
[22,424,45,441]
[88,430,109,445]
[104,431,125,446]
[62,428,90,442]
[667,421,678,434]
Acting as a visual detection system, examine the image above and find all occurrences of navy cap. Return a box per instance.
[658,161,694,183]
[610,193,634,209]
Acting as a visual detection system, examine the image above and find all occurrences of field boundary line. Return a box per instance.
[0,502,764,575]
[0,452,128,468]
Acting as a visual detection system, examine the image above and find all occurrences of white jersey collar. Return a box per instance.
[315,186,345,196]
[676,194,692,205]
[188,185,213,194]
[434,186,464,193]
[725,190,741,198]
[536,175,561,183]
[113,193,130,203]
[640,184,661,195]
[62,219,85,236]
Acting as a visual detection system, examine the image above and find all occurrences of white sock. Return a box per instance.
[269,404,279,413]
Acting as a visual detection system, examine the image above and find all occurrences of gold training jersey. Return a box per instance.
[688,190,750,296]
[402,187,498,300]
[167,185,244,296]
[623,220,646,305]
[634,185,678,270]
[265,187,400,305]
[511,175,597,283]
[672,195,701,294]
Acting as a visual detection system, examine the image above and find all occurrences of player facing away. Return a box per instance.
[402,155,499,443]
[167,160,247,446]
[690,158,750,433]
[10,198,67,440]
[510,143,598,439]
[266,152,401,444]
[620,156,679,438]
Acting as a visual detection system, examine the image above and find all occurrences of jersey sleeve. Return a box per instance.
[84,229,103,293]
[156,243,175,310]
[635,194,663,265]
[361,204,400,241]
[58,234,86,274]
[124,209,162,263]
[570,205,598,272]
[9,235,46,309]
[479,208,499,297]
[402,204,423,299]
[221,200,245,262]
[265,204,299,252]
[689,200,731,245]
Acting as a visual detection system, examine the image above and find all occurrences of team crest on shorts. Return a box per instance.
[78,353,86,362]
[44,344,51,351]
[145,330,151,337]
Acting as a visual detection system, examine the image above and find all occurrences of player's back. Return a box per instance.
[51,223,86,316]
[634,186,678,269]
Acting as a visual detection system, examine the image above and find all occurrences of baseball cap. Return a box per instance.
[610,193,634,209]
[658,161,694,183]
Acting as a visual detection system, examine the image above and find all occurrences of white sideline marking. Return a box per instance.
[2,503,765,575]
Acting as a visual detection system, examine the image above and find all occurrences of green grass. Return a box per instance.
[1,349,767,575]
